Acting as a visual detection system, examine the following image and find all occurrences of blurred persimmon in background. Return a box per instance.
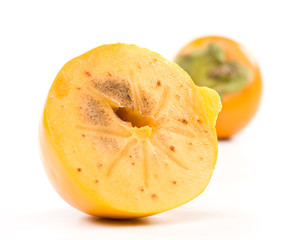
[175,36,262,139]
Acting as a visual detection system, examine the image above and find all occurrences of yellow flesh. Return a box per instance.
[40,44,221,218]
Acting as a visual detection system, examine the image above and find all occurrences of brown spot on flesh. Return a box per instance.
[131,162,135,165]
[179,119,188,124]
[85,71,91,77]
[83,96,111,126]
[140,187,144,192]
[157,80,161,87]
[97,163,103,167]
[170,145,175,152]
[82,134,85,137]
[99,136,119,151]
[140,90,155,116]
[76,87,81,90]
[172,180,177,185]
[77,168,82,172]
[91,79,133,108]
[197,119,202,124]
[95,180,99,183]
[151,194,158,199]
[175,95,180,100]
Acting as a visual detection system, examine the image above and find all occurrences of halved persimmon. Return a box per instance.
[39,43,221,218]
[175,36,262,139]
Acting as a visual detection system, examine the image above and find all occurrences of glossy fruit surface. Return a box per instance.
[175,36,262,138]
[39,43,221,218]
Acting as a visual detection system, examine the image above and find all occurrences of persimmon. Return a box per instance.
[39,43,221,218]
[175,36,262,139]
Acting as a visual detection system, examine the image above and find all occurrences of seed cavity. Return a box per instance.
[114,106,155,128]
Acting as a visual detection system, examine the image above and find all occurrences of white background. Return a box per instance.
[1,0,299,239]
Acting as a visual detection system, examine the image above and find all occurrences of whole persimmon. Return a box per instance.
[175,36,262,139]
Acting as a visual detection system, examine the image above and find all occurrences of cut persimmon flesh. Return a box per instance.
[39,43,221,218]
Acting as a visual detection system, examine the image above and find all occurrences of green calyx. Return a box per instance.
[175,43,251,98]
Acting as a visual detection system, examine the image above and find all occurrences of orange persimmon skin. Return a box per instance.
[176,36,262,139]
